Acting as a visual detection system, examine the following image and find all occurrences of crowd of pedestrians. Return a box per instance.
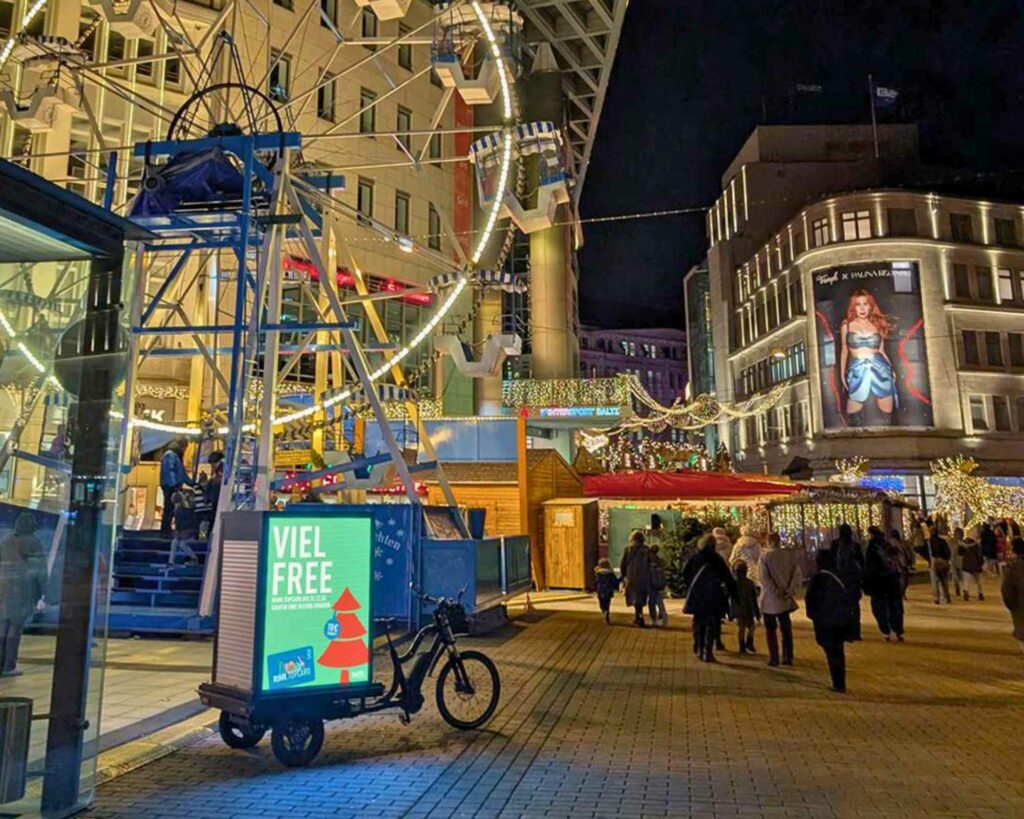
[600,512,1024,692]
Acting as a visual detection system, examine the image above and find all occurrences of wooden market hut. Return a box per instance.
[421,449,583,589]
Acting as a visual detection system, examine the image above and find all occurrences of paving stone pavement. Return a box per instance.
[90,586,1024,819]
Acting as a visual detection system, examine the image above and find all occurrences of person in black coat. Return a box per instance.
[593,558,620,625]
[806,549,854,693]
[682,534,738,663]
[832,523,864,641]
[863,526,905,641]
[980,522,1000,575]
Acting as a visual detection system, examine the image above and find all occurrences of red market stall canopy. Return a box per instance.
[583,470,800,501]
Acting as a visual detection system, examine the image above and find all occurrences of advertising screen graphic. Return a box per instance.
[812,261,932,429]
[260,515,372,692]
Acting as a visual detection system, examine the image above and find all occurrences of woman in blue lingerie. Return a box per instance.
[839,290,897,425]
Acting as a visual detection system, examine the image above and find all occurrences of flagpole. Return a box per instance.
[868,73,879,159]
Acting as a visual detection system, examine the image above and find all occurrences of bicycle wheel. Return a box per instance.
[435,649,500,730]
[218,711,266,749]
[271,715,324,767]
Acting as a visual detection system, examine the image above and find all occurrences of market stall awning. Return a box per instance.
[583,470,799,500]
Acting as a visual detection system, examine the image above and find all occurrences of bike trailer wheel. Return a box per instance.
[218,710,266,749]
[435,649,500,730]
[271,714,324,767]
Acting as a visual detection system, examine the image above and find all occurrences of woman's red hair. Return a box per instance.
[844,289,893,338]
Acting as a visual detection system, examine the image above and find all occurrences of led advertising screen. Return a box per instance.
[259,514,373,693]
[812,261,932,429]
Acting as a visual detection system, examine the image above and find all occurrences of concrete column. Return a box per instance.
[525,44,573,380]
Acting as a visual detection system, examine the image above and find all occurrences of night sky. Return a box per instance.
[578,0,1024,330]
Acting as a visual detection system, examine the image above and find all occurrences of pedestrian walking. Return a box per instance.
[950,527,967,598]
[593,558,620,625]
[1000,537,1024,655]
[0,512,46,677]
[682,534,737,662]
[888,529,914,599]
[918,530,953,604]
[729,526,763,587]
[833,524,864,641]
[806,549,856,693]
[980,522,1000,576]
[731,560,760,653]
[159,439,193,536]
[192,472,213,538]
[619,530,654,627]
[760,532,801,666]
[863,526,905,641]
[959,535,985,601]
[648,544,668,626]
[168,491,199,566]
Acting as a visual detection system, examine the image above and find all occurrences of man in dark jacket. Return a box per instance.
[832,523,864,641]
[682,534,738,662]
[620,530,653,627]
[159,439,193,535]
[864,526,905,641]
[980,522,999,575]
[917,531,953,604]
[806,549,854,692]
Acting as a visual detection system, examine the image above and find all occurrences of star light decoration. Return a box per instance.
[930,454,1024,525]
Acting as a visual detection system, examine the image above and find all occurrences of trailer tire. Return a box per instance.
[271,715,324,767]
[218,711,266,749]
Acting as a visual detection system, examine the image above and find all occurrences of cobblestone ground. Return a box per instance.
[92,586,1024,819]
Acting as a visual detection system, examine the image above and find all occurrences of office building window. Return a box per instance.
[985,331,1003,367]
[427,204,441,250]
[394,191,410,234]
[108,31,125,62]
[428,131,442,160]
[994,217,1018,247]
[397,24,412,69]
[316,73,336,121]
[1010,333,1024,368]
[268,51,290,101]
[887,207,917,236]
[998,268,1015,302]
[357,178,374,221]
[759,413,770,444]
[361,7,377,49]
[950,213,974,242]
[952,264,971,299]
[320,0,337,27]
[975,267,993,302]
[841,209,871,241]
[962,330,980,366]
[1018,397,1024,431]
[994,396,1012,431]
[165,57,181,86]
[136,38,155,79]
[359,88,376,133]
[811,217,829,247]
[969,396,988,431]
[273,0,293,9]
[396,106,412,151]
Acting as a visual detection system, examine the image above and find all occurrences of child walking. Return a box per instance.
[594,558,620,624]
[732,560,761,653]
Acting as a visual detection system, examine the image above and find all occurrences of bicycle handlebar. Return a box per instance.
[409,582,467,607]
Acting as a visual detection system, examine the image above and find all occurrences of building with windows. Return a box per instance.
[692,123,1024,505]
[578,326,687,408]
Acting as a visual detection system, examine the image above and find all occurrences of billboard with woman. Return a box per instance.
[813,261,932,428]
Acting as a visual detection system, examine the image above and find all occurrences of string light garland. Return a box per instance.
[830,457,870,485]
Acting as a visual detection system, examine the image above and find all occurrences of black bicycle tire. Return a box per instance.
[435,649,500,731]
[270,715,324,767]
[218,710,266,749]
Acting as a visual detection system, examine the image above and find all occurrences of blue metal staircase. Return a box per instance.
[108,530,214,634]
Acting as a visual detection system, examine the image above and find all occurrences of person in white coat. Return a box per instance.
[759,532,803,667]
[730,526,763,587]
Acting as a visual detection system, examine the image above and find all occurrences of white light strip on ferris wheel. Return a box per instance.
[133,0,516,438]
[0,0,48,70]
[0,302,64,390]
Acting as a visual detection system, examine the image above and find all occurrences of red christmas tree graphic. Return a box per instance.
[317,588,369,684]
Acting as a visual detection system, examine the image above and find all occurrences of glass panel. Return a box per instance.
[0,251,133,815]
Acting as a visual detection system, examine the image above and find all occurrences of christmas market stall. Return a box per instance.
[582,470,799,567]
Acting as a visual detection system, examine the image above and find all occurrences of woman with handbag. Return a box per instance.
[759,532,802,667]
[682,534,737,662]
[917,531,953,604]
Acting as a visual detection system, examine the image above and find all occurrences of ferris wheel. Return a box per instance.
[0,0,578,457]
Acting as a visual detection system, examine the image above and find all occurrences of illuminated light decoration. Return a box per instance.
[0,0,47,71]
[282,256,432,307]
[930,454,1024,526]
[830,457,870,485]
[502,376,632,409]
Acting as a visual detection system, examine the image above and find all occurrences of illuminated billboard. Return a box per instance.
[259,514,373,693]
[813,261,932,429]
